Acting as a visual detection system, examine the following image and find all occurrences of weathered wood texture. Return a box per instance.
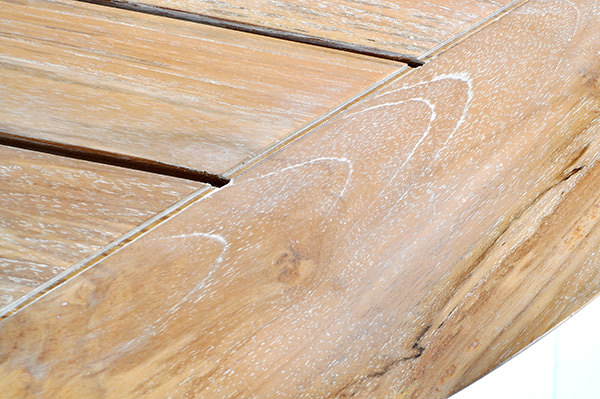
[450,292,600,399]
[99,0,511,56]
[0,0,396,175]
[0,145,203,310]
[2,0,600,398]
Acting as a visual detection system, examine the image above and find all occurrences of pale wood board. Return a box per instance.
[3,0,600,398]
[97,0,511,56]
[0,0,396,174]
[0,145,204,310]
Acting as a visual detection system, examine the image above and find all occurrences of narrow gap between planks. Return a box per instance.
[78,0,424,67]
[0,132,230,187]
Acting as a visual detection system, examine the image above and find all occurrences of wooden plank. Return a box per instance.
[2,0,600,397]
[0,0,396,175]
[450,293,600,398]
[96,0,512,57]
[0,145,204,310]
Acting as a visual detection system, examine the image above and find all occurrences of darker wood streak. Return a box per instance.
[79,0,424,68]
[0,132,230,187]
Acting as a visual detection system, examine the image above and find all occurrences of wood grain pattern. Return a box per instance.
[2,0,600,398]
[0,0,396,175]
[0,145,203,310]
[102,0,511,56]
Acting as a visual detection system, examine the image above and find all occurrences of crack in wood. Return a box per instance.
[332,325,430,397]
[427,158,590,339]
[332,153,590,398]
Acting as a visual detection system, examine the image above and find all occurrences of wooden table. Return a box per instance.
[1,0,600,397]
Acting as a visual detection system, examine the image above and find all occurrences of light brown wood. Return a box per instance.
[105,0,511,56]
[0,0,396,175]
[2,0,600,398]
[0,145,204,310]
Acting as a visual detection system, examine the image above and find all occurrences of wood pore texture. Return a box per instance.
[97,0,511,56]
[2,0,600,398]
[0,0,397,174]
[0,146,204,311]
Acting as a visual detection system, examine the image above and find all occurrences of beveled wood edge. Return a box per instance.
[0,0,525,320]
[450,289,600,398]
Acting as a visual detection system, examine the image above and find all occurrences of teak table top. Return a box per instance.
[1,0,600,398]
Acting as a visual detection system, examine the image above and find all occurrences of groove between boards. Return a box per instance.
[0,132,230,187]
[78,0,424,67]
